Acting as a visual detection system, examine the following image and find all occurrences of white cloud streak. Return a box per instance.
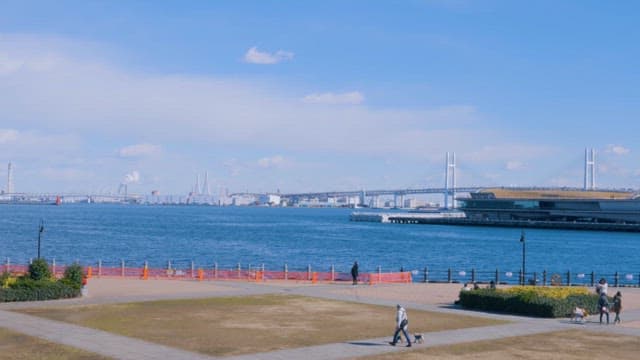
[119,143,161,158]
[243,46,294,64]
[257,155,287,169]
[605,144,630,155]
[0,129,19,143]
[302,91,365,105]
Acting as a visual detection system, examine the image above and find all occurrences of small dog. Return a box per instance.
[413,333,424,344]
[571,307,588,323]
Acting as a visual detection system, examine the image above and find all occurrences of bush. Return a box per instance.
[0,280,80,302]
[459,286,601,318]
[62,263,84,289]
[1,271,16,288]
[28,258,52,281]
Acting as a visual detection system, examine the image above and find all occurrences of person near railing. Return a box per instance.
[351,261,359,285]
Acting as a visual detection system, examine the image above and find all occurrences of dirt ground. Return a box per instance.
[0,327,108,360]
[16,294,504,357]
[357,329,640,360]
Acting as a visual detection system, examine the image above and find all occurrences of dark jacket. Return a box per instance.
[613,295,622,312]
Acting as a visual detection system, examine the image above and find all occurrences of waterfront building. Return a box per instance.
[457,188,640,224]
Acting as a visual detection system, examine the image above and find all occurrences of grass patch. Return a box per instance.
[16,294,505,356]
[0,327,110,360]
[360,329,640,359]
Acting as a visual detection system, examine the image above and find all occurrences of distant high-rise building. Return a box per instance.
[7,162,14,194]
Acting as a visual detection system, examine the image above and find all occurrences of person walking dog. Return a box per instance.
[389,304,411,347]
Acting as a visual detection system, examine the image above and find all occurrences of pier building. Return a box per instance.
[457,188,640,224]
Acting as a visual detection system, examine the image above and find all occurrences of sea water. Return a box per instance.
[0,204,638,280]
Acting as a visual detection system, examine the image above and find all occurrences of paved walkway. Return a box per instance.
[1,280,639,359]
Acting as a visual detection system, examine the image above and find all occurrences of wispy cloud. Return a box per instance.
[257,155,288,169]
[243,46,294,64]
[302,91,365,105]
[505,160,524,171]
[0,129,19,143]
[605,144,630,155]
[118,143,161,158]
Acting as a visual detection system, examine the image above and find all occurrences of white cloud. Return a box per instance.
[0,129,19,143]
[118,143,161,158]
[243,46,294,64]
[223,159,243,177]
[122,170,140,184]
[605,144,630,155]
[505,160,524,171]
[257,155,287,169]
[302,91,365,105]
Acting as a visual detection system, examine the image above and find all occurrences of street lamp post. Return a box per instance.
[37,219,44,259]
[520,230,526,285]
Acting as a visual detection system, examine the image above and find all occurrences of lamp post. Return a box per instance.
[37,219,44,259]
[520,230,525,285]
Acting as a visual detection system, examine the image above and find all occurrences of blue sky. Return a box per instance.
[1,0,639,195]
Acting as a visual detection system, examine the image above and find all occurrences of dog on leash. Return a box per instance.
[571,307,588,323]
[413,333,424,344]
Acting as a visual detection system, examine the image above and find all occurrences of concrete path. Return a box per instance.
[1,280,640,360]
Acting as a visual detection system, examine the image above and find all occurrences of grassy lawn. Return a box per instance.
[0,327,110,360]
[359,329,640,359]
[16,294,505,356]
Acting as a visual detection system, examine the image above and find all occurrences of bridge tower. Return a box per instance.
[202,171,211,196]
[6,162,13,194]
[194,174,201,195]
[584,148,595,190]
[444,152,456,209]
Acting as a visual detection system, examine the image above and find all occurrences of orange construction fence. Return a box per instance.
[1,263,414,285]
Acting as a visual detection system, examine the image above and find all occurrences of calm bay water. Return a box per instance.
[1,204,639,278]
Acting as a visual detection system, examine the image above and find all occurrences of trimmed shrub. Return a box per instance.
[1,271,16,288]
[28,258,52,281]
[0,280,80,302]
[459,286,601,318]
[62,263,84,290]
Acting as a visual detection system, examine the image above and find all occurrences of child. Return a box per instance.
[612,291,622,324]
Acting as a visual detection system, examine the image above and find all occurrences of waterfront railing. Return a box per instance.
[3,258,639,287]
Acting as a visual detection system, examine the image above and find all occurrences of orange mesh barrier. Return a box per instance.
[367,271,413,285]
[4,264,413,285]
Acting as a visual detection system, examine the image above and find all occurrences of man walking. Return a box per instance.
[389,304,411,347]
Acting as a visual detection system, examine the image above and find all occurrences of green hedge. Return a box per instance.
[0,279,81,302]
[459,288,601,318]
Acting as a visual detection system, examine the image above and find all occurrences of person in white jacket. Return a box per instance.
[389,304,411,347]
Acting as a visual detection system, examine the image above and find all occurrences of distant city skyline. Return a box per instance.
[1,1,639,195]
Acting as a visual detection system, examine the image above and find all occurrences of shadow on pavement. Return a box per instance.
[348,341,388,346]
